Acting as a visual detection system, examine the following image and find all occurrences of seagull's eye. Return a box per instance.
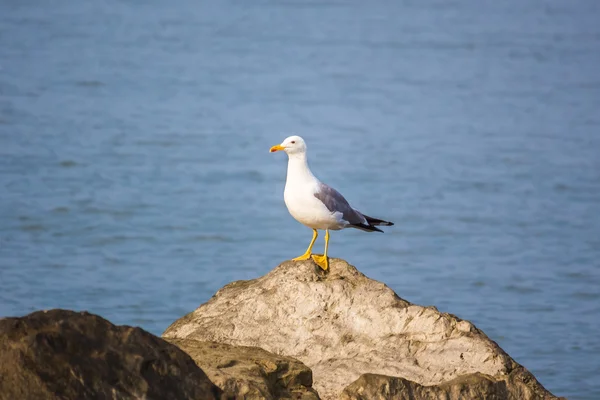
[291,141,296,144]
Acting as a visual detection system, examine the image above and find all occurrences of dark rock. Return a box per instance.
[167,339,320,399]
[0,309,221,400]
[340,369,565,400]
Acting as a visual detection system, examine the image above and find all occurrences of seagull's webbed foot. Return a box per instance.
[311,254,329,271]
[292,252,312,261]
[293,229,319,262]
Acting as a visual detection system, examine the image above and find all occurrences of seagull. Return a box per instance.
[270,135,393,271]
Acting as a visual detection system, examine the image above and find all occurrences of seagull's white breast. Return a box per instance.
[284,181,341,230]
[283,156,344,230]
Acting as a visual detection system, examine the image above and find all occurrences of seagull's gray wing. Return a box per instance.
[314,182,367,226]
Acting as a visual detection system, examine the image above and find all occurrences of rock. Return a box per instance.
[166,338,320,399]
[163,258,559,400]
[0,309,221,400]
[340,370,562,400]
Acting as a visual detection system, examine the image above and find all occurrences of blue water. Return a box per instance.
[1,1,599,398]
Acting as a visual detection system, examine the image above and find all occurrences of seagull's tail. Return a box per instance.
[349,214,394,233]
[349,223,383,232]
[363,214,394,227]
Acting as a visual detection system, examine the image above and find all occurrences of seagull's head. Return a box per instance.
[269,135,306,155]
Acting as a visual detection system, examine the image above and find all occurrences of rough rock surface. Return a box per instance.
[167,338,320,399]
[0,309,221,400]
[163,258,559,400]
[340,370,562,400]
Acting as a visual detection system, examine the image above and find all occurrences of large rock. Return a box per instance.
[163,258,559,400]
[0,309,221,400]
[166,339,320,399]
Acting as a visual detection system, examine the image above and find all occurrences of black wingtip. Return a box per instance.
[379,221,394,226]
[350,223,385,233]
[363,215,394,227]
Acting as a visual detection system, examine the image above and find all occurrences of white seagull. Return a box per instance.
[270,135,393,271]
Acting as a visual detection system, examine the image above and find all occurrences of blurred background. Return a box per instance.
[1,0,599,398]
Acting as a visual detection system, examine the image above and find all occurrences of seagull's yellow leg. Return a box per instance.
[292,229,318,261]
[312,229,329,271]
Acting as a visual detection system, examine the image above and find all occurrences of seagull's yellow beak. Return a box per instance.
[269,144,285,153]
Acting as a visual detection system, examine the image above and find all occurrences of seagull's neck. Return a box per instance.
[286,153,317,185]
